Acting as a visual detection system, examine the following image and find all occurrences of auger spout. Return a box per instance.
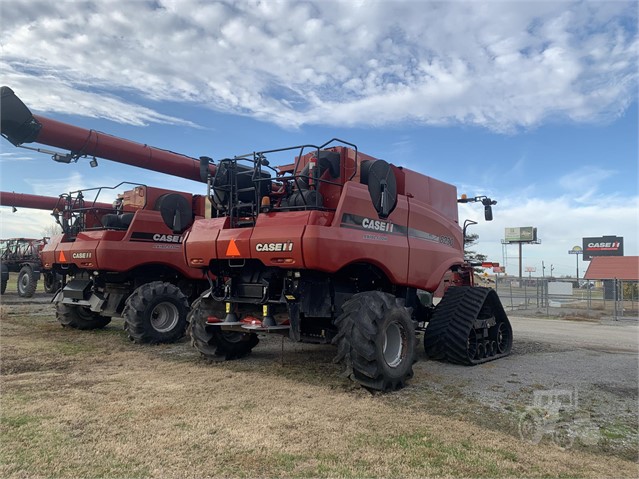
[0,86,215,183]
[0,191,113,211]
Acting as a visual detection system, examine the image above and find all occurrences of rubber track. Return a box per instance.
[425,286,512,365]
[423,287,469,359]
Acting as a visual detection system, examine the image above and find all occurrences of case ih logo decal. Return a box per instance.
[341,213,454,247]
[72,252,92,259]
[130,232,184,243]
[256,242,294,252]
[362,218,394,233]
[341,214,404,235]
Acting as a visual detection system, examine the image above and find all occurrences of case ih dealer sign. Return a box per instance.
[582,236,624,261]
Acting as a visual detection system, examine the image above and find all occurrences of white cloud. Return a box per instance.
[460,192,639,276]
[557,166,617,202]
[0,208,59,238]
[0,0,635,130]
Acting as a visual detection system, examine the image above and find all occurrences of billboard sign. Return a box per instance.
[582,236,624,261]
[504,226,537,243]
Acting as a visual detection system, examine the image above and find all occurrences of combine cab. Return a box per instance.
[185,140,513,391]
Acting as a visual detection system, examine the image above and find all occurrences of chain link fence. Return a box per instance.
[491,277,638,320]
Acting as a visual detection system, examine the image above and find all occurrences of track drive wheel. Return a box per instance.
[333,291,417,392]
[189,295,259,360]
[122,281,189,344]
[57,303,111,329]
[17,265,37,298]
[43,272,62,294]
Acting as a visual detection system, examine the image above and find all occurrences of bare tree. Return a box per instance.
[41,222,62,238]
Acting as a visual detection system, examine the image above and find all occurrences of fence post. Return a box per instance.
[509,280,514,310]
[613,279,619,321]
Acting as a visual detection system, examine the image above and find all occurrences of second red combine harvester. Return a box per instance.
[184,140,513,391]
[1,86,214,344]
[0,192,86,296]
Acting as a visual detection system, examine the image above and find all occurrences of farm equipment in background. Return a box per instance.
[184,140,513,391]
[0,86,215,343]
[0,238,47,296]
[0,191,113,295]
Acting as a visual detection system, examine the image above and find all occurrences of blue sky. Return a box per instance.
[1,0,637,277]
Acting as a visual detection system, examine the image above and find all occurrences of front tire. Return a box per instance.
[122,281,189,344]
[17,265,37,298]
[57,303,111,329]
[189,295,259,360]
[334,291,417,392]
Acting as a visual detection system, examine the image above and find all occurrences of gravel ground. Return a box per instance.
[408,316,638,458]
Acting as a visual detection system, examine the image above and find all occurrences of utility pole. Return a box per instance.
[550,264,554,278]
[542,261,545,278]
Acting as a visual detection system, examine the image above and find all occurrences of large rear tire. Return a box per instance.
[122,281,189,344]
[17,265,37,298]
[189,295,259,360]
[57,303,111,329]
[334,291,417,392]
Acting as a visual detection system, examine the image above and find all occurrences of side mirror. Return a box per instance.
[484,205,493,221]
[481,197,496,221]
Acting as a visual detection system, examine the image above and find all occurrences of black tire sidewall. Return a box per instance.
[17,265,36,297]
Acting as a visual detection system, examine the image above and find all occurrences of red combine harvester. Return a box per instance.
[185,141,513,391]
[0,191,112,296]
[1,86,214,343]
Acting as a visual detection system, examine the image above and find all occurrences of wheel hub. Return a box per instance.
[150,302,180,333]
[383,321,405,368]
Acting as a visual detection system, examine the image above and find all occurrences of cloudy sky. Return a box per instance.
[1,0,637,277]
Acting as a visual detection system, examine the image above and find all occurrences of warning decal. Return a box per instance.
[226,239,241,257]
